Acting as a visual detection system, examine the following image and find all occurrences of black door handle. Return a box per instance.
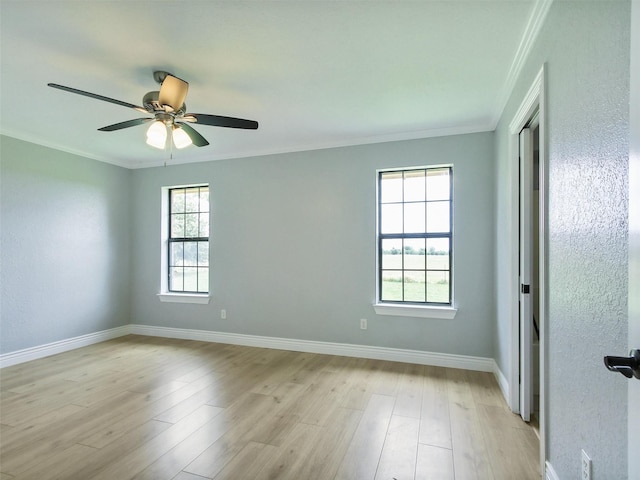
[604,349,640,379]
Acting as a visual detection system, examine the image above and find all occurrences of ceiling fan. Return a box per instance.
[48,71,258,150]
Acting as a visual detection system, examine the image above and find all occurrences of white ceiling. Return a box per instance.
[0,0,545,169]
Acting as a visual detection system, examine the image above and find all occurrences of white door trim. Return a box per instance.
[508,64,547,472]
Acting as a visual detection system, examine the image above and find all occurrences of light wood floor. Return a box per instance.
[0,335,540,480]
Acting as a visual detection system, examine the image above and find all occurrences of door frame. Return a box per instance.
[508,65,547,471]
[628,1,639,477]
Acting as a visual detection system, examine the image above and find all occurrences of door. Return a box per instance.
[519,126,534,422]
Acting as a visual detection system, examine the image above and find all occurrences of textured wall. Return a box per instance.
[495,1,630,478]
[0,136,132,353]
[130,133,496,358]
[628,3,640,478]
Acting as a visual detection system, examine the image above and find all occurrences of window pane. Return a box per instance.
[426,169,450,200]
[198,241,209,266]
[171,190,185,213]
[404,271,426,302]
[198,267,209,293]
[183,267,198,291]
[427,271,449,303]
[170,267,184,291]
[380,172,403,203]
[185,188,200,212]
[404,170,425,202]
[200,188,209,212]
[381,204,403,234]
[404,202,425,233]
[170,242,184,266]
[183,242,198,266]
[381,239,402,269]
[427,238,450,270]
[404,238,425,270]
[426,201,450,232]
[381,270,403,301]
[199,213,209,238]
[184,213,199,237]
[171,214,184,238]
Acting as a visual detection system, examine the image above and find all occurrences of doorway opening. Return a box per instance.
[519,116,541,429]
[508,65,547,473]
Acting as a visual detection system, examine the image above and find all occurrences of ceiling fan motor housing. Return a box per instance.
[142,91,186,116]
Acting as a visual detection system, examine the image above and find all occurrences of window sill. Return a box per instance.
[157,293,211,304]
[373,303,457,319]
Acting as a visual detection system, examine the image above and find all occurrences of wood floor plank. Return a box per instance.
[210,441,279,480]
[0,404,85,451]
[0,336,540,480]
[415,444,454,480]
[478,404,540,480]
[0,390,151,475]
[447,368,495,480]
[374,414,420,480]
[419,365,452,449]
[171,472,210,480]
[245,382,309,446]
[78,380,190,448]
[247,350,309,396]
[89,405,223,480]
[11,443,98,480]
[334,394,396,480]
[183,393,279,479]
[393,363,426,419]
[286,406,362,480]
[254,422,326,480]
[131,410,236,480]
[48,420,172,480]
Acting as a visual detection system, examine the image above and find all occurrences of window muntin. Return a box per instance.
[168,185,209,293]
[378,167,452,305]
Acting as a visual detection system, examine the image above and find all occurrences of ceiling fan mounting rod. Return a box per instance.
[153,70,173,85]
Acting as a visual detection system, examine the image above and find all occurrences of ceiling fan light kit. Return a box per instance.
[47,71,258,152]
[145,121,167,149]
[171,124,192,149]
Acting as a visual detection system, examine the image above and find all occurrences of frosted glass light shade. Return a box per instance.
[172,126,192,149]
[146,121,167,149]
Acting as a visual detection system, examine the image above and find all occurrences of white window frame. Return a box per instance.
[374,165,457,319]
[157,184,211,304]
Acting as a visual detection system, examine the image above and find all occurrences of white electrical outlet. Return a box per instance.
[360,318,367,330]
[221,309,226,319]
[581,449,592,480]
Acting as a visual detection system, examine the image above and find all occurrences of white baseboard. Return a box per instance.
[129,324,495,372]
[1,324,496,374]
[492,362,510,405]
[0,325,131,368]
[545,461,559,480]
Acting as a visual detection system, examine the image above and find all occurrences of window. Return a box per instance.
[167,185,210,294]
[378,167,452,305]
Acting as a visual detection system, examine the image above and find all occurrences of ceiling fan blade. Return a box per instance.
[158,74,188,112]
[185,113,258,130]
[48,83,147,113]
[178,123,210,147]
[98,118,153,131]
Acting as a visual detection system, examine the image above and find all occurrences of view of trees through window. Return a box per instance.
[378,167,452,304]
